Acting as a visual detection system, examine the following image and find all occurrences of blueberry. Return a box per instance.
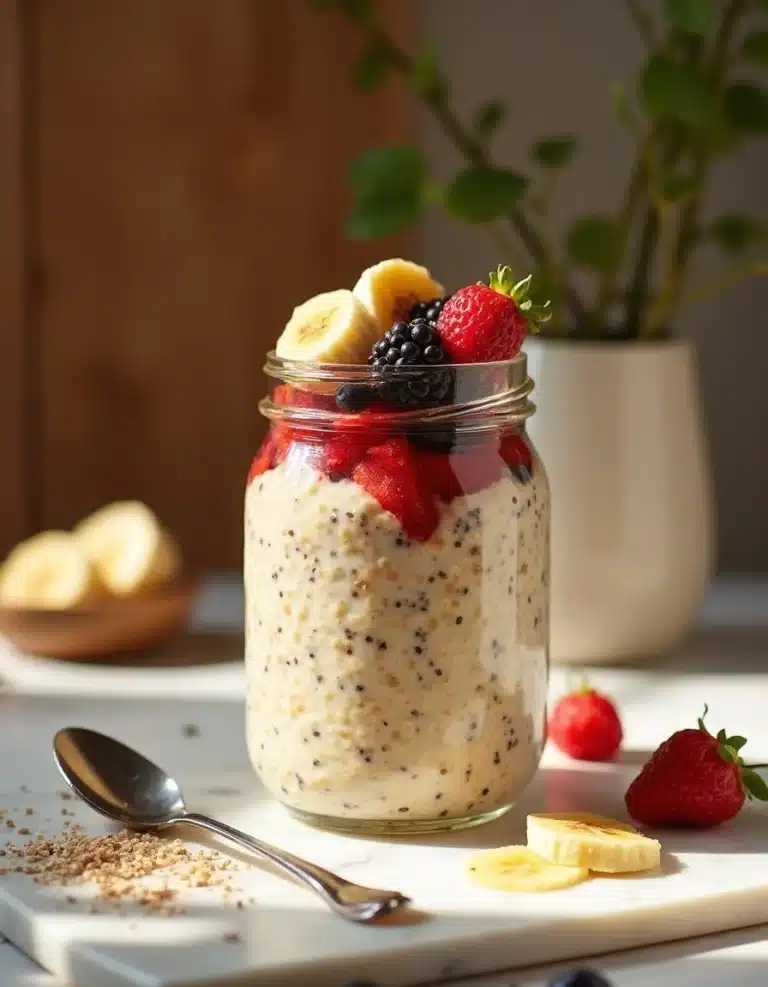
[426,304,442,321]
[385,347,400,364]
[410,322,434,346]
[335,383,375,413]
[400,341,420,360]
[372,357,387,369]
[423,345,444,364]
[409,302,428,320]
[549,969,613,987]
[373,339,389,357]
[389,321,410,339]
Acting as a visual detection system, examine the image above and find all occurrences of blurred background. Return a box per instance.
[1,0,766,576]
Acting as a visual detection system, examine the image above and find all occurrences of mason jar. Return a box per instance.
[244,352,550,835]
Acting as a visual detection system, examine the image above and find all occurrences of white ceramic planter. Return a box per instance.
[524,337,714,665]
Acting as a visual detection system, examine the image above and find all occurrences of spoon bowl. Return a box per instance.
[53,727,410,923]
[54,726,186,826]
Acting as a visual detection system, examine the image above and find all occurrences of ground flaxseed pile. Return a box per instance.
[1,828,245,915]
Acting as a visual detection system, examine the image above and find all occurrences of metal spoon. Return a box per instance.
[53,726,410,923]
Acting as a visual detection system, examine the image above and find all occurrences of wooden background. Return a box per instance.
[0,0,411,569]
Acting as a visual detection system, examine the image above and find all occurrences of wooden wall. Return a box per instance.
[0,0,412,569]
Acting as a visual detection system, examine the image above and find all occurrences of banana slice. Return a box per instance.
[73,500,181,599]
[466,845,588,892]
[527,812,661,874]
[353,258,444,331]
[0,531,105,610]
[275,289,379,365]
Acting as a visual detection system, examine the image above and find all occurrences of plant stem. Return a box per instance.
[644,0,747,332]
[486,221,527,273]
[625,0,657,48]
[363,22,590,327]
[677,259,768,309]
[593,154,647,328]
[626,207,658,334]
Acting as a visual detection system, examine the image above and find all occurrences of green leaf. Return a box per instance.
[566,215,618,272]
[339,0,371,25]
[354,43,392,89]
[349,145,425,197]
[660,169,697,202]
[640,55,713,127]
[729,736,748,751]
[473,100,507,138]
[709,214,766,252]
[532,135,580,169]
[742,769,768,801]
[725,83,768,133]
[716,743,737,764]
[742,30,768,69]
[444,167,528,223]
[663,0,714,37]
[345,190,423,240]
[409,44,443,99]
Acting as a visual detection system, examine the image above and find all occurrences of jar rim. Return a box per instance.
[261,351,535,433]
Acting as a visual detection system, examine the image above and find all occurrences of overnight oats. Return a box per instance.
[244,259,551,834]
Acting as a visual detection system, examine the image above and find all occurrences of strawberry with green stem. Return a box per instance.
[436,265,552,364]
[625,705,768,828]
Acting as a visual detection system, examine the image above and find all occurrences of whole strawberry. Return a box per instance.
[625,706,768,828]
[548,685,623,762]
[436,265,551,364]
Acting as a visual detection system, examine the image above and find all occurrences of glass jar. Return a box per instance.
[244,352,550,835]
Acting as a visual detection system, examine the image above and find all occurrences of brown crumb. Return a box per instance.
[20,785,28,793]
[182,724,200,738]
[11,828,243,915]
[24,808,34,816]
[6,820,15,829]
[57,791,73,801]
[17,827,31,835]
[223,932,241,943]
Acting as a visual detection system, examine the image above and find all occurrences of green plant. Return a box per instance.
[312,0,768,339]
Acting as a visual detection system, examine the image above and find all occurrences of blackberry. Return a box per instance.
[409,293,452,324]
[367,319,453,410]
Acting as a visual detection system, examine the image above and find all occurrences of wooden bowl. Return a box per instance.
[0,575,201,661]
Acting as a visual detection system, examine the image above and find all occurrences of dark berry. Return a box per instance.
[410,322,435,346]
[408,295,448,323]
[426,304,442,321]
[408,427,457,453]
[335,383,375,412]
[549,970,613,987]
[367,319,453,409]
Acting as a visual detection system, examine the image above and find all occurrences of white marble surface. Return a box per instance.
[0,575,766,986]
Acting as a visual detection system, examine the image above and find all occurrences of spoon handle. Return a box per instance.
[176,812,406,921]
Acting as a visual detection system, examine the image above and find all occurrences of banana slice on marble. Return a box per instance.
[73,500,181,598]
[352,258,444,331]
[275,289,379,364]
[466,845,589,892]
[527,812,661,874]
[0,531,105,610]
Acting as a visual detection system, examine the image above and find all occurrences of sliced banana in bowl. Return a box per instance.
[0,531,106,611]
[73,500,181,599]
